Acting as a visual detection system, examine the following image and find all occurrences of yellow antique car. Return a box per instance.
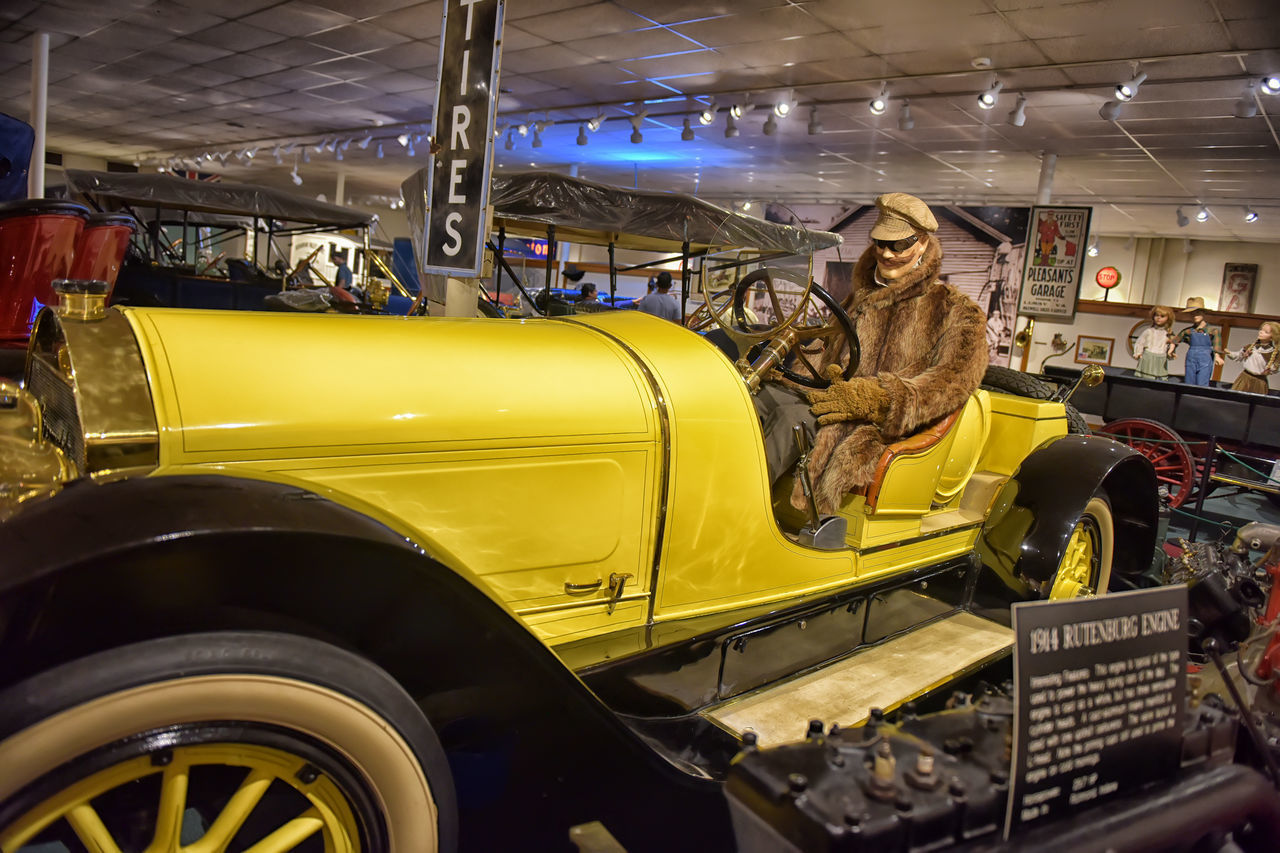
[0,177,1156,852]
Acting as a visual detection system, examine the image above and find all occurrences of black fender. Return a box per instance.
[0,474,729,850]
[977,434,1157,596]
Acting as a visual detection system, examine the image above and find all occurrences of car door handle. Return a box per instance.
[564,579,603,594]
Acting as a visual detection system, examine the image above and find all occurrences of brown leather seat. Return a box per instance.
[854,408,964,512]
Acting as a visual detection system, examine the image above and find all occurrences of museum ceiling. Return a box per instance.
[1,0,1279,242]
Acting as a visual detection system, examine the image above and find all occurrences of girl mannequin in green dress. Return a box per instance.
[1132,305,1175,380]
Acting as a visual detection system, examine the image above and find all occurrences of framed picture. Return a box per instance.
[1075,335,1115,366]
[1218,263,1258,313]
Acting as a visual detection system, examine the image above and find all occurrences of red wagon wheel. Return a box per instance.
[1098,418,1196,507]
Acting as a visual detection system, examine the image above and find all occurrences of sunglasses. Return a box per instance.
[872,234,919,252]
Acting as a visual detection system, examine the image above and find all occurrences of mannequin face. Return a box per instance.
[1193,312,1206,328]
[874,231,929,281]
[1153,312,1169,327]
[1260,325,1273,342]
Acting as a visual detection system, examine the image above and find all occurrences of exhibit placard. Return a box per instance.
[1017,205,1094,321]
[1004,585,1188,839]
[423,0,505,278]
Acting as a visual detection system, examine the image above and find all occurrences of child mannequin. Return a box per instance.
[1170,306,1223,386]
[1225,321,1280,394]
[1132,305,1175,380]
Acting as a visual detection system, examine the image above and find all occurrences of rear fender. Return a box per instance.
[978,435,1157,595]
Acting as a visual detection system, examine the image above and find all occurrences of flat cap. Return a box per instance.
[870,192,938,240]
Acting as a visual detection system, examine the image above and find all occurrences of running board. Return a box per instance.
[704,611,1012,746]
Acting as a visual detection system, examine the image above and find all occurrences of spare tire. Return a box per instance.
[981,365,1090,435]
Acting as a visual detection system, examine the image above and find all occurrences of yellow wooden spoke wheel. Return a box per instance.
[1049,496,1114,600]
[0,633,455,853]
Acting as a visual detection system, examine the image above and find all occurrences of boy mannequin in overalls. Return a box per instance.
[1170,297,1223,386]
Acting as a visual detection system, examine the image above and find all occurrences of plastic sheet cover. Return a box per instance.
[65,170,374,229]
[402,169,840,273]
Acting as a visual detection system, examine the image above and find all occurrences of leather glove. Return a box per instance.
[806,365,889,426]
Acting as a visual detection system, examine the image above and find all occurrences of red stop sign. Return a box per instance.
[1096,266,1121,289]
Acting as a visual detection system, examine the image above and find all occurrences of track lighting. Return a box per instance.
[724,113,739,138]
[323,138,336,152]
[1007,94,1027,127]
[1235,81,1258,118]
[586,111,606,132]
[763,112,778,135]
[532,125,543,148]
[406,138,415,157]
[628,111,646,144]
[869,84,888,116]
[807,105,822,135]
[681,117,694,141]
[272,145,282,164]
[314,138,328,153]
[504,130,514,151]
[773,93,795,117]
[397,133,409,147]
[1245,206,1259,223]
[1115,70,1147,102]
[1099,100,1122,121]
[376,143,383,159]
[358,135,371,149]
[335,146,343,161]
[302,149,310,163]
[729,99,753,120]
[897,100,914,131]
[977,80,1002,109]
[698,101,716,126]
[1195,205,1209,222]
[1086,236,1099,257]
[577,123,588,146]
[1263,75,1280,95]
[1176,207,1189,227]
[517,123,528,137]
[290,158,302,185]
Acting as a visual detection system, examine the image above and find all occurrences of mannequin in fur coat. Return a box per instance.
[791,193,988,515]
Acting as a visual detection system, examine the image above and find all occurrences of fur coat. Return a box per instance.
[793,237,988,514]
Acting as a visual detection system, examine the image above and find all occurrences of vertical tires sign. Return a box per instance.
[424,0,504,277]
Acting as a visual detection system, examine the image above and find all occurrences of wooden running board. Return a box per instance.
[704,611,1013,746]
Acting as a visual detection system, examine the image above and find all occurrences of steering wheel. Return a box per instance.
[712,267,859,389]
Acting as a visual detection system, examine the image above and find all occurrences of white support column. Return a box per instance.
[1034,152,1056,206]
[335,169,346,206]
[28,31,49,199]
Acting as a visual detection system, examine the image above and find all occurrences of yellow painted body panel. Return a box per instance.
[115,306,1069,646]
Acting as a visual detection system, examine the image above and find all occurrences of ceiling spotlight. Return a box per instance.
[681,117,695,141]
[504,130,514,151]
[1235,81,1258,118]
[406,138,415,157]
[628,112,646,144]
[977,80,1003,109]
[314,138,328,153]
[577,123,589,146]
[290,167,302,186]
[517,123,529,137]
[376,142,383,159]
[698,101,716,126]
[869,84,888,116]
[1245,206,1259,223]
[302,149,310,163]
[335,146,343,161]
[763,113,778,135]
[1176,207,1189,227]
[358,135,372,149]
[773,92,795,117]
[729,99,753,119]
[741,201,752,212]
[1183,238,1194,254]
[1262,75,1280,95]
[724,113,739,138]
[397,133,409,147]
[807,105,823,135]
[897,99,914,131]
[1007,94,1027,127]
[1086,236,1099,257]
[1099,100,1122,121]
[1115,69,1147,102]
[1195,205,1209,222]
[272,145,282,164]
[532,125,543,148]
[586,111,606,132]
[323,138,336,152]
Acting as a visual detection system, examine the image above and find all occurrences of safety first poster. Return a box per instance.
[1017,205,1093,322]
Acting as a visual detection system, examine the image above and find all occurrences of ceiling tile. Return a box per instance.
[254,39,348,66]
[305,21,411,53]
[127,4,226,36]
[364,2,442,41]
[236,4,350,37]
[517,3,654,41]
[671,7,836,48]
[140,38,235,65]
[188,21,286,52]
[499,24,551,52]
[560,28,701,63]
[200,53,290,79]
[362,41,436,71]
[502,44,598,75]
